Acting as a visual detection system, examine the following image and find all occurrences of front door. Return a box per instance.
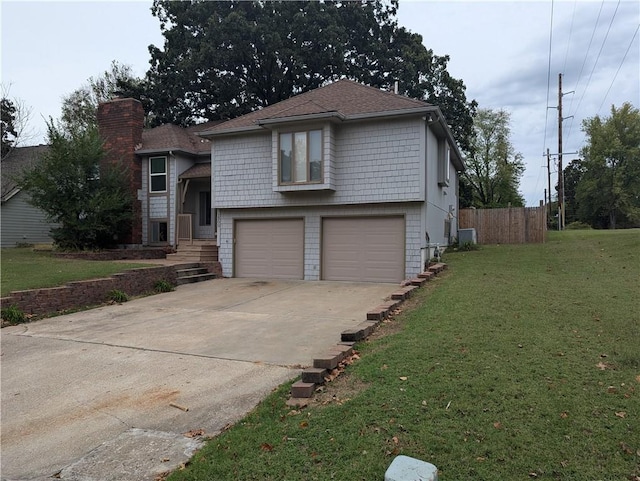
[195,190,213,239]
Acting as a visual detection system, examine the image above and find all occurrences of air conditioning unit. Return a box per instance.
[458,228,477,244]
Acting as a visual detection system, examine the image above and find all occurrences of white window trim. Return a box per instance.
[149,156,168,193]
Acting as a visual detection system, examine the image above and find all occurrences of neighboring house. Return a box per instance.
[97,99,220,247]
[0,145,55,248]
[98,80,464,282]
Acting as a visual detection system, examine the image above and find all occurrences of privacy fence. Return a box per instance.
[459,206,547,244]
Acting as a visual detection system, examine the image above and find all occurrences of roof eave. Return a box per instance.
[198,125,265,139]
[1,187,21,203]
[426,108,466,172]
[256,111,346,127]
[135,147,199,156]
[346,106,437,122]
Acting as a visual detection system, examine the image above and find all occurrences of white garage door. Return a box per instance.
[322,216,405,283]
[235,219,304,279]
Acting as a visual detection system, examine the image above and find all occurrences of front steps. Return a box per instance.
[175,263,217,285]
[167,240,218,263]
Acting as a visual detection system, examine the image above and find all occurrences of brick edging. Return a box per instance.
[289,263,448,403]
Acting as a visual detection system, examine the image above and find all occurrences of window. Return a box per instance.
[150,221,168,243]
[279,130,322,184]
[149,157,167,192]
[199,191,211,226]
[437,140,450,187]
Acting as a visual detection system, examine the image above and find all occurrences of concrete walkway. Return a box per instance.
[1,278,395,480]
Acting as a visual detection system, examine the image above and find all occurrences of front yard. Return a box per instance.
[0,248,148,297]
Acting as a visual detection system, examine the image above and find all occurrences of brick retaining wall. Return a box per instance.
[53,248,170,261]
[1,266,178,317]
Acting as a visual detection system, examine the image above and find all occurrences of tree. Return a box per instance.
[561,158,586,225]
[1,89,35,157]
[60,61,143,132]
[20,122,134,250]
[1,97,17,157]
[143,0,476,151]
[462,108,525,208]
[576,103,640,229]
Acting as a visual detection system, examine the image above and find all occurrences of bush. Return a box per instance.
[458,241,479,251]
[2,305,26,325]
[565,221,593,230]
[153,279,174,293]
[108,289,129,303]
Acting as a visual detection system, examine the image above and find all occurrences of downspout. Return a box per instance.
[421,115,433,271]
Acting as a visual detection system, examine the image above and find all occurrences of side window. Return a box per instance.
[149,157,167,193]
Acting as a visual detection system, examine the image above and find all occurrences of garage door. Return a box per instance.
[322,216,405,283]
[235,219,304,279]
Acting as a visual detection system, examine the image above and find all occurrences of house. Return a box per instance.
[98,80,464,282]
[0,145,55,248]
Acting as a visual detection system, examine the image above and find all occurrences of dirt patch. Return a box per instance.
[304,374,371,408]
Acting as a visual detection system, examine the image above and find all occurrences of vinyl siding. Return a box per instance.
[1,192,55,247]
[212,117,423,209]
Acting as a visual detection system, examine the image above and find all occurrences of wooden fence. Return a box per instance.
[458,206,547,244]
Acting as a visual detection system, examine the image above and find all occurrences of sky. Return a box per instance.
[2,1,639,206]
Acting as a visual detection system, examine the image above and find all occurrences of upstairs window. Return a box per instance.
[437,140,450,187]
[279,130,322,184]
[149,157,167,192]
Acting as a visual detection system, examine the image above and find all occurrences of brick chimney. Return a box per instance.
[97,98,144,246]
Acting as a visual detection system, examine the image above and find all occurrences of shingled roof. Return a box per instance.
[200,79,436,136]
[138,120,222,156]
[1,145,49,202]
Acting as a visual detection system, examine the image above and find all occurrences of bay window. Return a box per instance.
[279,130,322,184]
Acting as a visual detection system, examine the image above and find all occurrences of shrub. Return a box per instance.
[2,305,26,325]
[153,279,174,293]
[108,289,129,303]
[459,241,479,251]
[565,221,593,230]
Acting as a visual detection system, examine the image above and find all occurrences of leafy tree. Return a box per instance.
[576,102,640,229]
[20,122,133,250]
[462,108,525,208]
[143,0,476,151]
[61,61,143,132]
[561,158,586,225]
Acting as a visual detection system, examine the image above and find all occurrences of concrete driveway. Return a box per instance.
[1,278,395,480]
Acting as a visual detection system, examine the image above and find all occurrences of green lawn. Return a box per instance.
[168,229,639,481]
[1,248,151,297]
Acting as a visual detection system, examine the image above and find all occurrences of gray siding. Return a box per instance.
[1,192,55,247]
[212,117,423,209]
[423,127,458,247]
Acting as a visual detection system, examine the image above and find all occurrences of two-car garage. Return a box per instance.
[234,216,405,283]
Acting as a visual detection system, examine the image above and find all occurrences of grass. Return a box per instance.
[0,248,150,296]
[168,229,640,481]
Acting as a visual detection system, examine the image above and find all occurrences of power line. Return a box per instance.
[541,0,555,158]
[564,0,605,142]
[567,0,621,138]
[597,22,639,115]
[562,0,578,74]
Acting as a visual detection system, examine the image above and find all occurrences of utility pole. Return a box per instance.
[546,147,552,226]
[558,73,564,230]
